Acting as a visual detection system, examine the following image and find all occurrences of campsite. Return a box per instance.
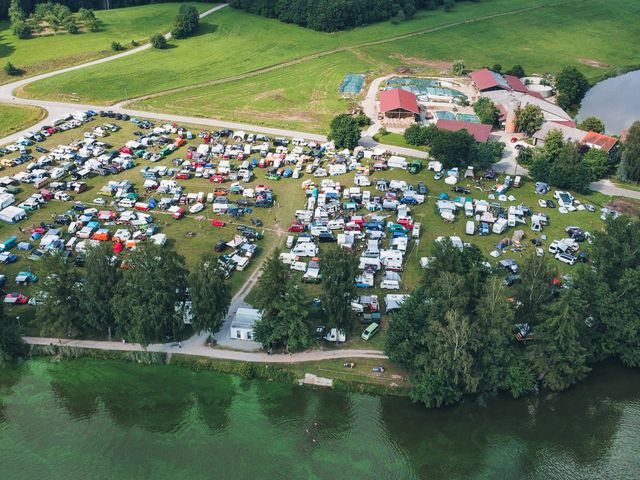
[0,108,619,351]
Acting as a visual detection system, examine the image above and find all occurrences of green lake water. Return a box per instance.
[1,359,639,480]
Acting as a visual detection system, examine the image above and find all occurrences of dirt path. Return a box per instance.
[24,336,387,363]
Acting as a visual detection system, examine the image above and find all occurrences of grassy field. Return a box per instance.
[0,3,211,85]
[20,0,640,134]
[20,0,554,104]
[373,132,428,151]
[0,103,46,137]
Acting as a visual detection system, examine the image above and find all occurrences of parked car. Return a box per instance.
[452,186,470,194]
[417,181,427,195]
[0,252,17,264]
[93,197,106,206]
[555,252,577,265]
[211,219,226,227]
[3,293,28,304]
[214,240,227,252]
[15,271,38,285]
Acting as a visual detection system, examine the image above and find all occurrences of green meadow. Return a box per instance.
[0,103,46,137]
[0,2,211,84]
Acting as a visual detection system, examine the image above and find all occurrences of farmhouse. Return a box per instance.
[533,122,586,146]
[435,119,493,142]
[231,307,261,341]
[379,88,420,121]
[580,131,618,155]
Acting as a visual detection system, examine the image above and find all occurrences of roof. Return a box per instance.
[435,119,493,142]
[231,307,262,329]
[551,120,577,128]
[580,131,618,152]
[503,75,528,93]
[483,90,571,121]
[533,122,585,143]
[379,88,419,114]
[470,68,510,91]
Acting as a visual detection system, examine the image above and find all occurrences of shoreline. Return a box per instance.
[27,344,411,397]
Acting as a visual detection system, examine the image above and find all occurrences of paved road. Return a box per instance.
[24,336,387,363]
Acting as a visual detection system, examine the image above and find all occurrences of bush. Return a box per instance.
[150,33,167,50]
[66,21,79,34]
[111,41,124,51]
[131,39,139,47]
[171,4,200,39]
[4,62,22,76]
[12,21,32,39]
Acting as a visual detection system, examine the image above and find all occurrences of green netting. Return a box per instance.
[434,111,456,120]
[340,73,365,94]
[387,77,466,98]
[456,113,481,123]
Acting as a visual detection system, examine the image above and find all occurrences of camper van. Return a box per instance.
[492,218,508,234]
[324,328,346,343]
[361,323,380,341]
[380,279,400,290]
[465,221,475,235]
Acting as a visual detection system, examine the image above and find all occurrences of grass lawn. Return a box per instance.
[21,0,560,104]
[0,3,212,85]
[0,103,46,137]
[373,132,428,151]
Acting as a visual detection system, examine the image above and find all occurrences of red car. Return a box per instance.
[175,171,190,180]
[210,175,226,183]
[397,219,414,230]
[510,137,518,143]
[3,293,28,305]
[288,223,305,233]
[211,219,226,227]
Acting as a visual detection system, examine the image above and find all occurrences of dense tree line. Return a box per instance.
[619,121,640,183]
[404,123,504,170]
[0,0,217,20]
[33,242,230,346]
[229,0,469,32]
[521,128,612,192]
[386,220,640,407]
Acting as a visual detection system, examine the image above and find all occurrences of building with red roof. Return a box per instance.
[436,119,493,143]
[580,131,618,154]
[379,88,419,119]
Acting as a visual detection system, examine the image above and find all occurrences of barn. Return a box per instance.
[379,88,420,120]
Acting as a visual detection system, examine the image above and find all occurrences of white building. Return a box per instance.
[231,308,261,341]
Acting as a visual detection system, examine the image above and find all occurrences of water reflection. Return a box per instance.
[50,360,236,434]
[577,70,640,134]
[0,364,25,426]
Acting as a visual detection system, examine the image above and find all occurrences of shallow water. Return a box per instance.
[0,359,638,480]
[577,70,640,134]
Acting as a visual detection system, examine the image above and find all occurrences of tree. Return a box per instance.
[150,33,168,49]
[443,0,456,12]
[65,19,79,34]
[411,309,479,407]
[430,128,477,169]
[321,247,358,331]
[451,59,465,76]
[403,123,426,145]
[474,141,504,170]
[473,97,500,126]
[12,21,31,39]
[578,116,605,134]
[112,243,187,345]
[555,66,589,112]
[532,292,590,391]
[8,0,25,25]
[252,248,290,318]
[4,62,21,76]
[35,252,84,338]
[78,8,96,24]
[328,114,360,150]
[491,63,502,74]
[620,121,640,183]
[82,243,122,339]
[189,254,231,335]
[515,252,557,326]
[172,4,200,39]
[516,145,534,166]
[0,301,26,364]
[254,278,312,352]
[530,155,551,182]
[583,148,610,180]
[505,64,525,78]
[542,129,565,160]
[515,104,544,136]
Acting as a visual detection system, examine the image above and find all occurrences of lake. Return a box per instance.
[577,70,640,134]
[1,359,639,480]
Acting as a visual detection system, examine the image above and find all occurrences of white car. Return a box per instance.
[189,203,205,214]
[555,252,577,265]
[538,199,548,208]
[93,197,106,206]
